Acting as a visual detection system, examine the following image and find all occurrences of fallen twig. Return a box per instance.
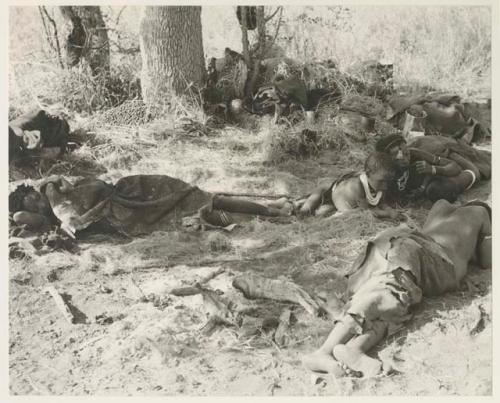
[233,273,320,315]
[43,286,75,324]
[170,267,225,296]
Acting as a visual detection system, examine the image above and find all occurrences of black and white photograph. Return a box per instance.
[6,2,494,397]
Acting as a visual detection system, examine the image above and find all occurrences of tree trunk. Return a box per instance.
[59,6,110,75]
[139,6,206,110]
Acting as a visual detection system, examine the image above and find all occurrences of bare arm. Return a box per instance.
[409,147,461,177]
[357,195,399,220]
[477,208,492,269]
[369,202,400,220]
[448,152,480,180]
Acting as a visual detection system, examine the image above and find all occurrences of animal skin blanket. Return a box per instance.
[41,175,213,236]
[387,93,490,143]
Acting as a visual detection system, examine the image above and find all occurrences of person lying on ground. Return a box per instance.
[376,134,481,203]
[410,134,491,180]
[387,93,490,143]
[9,109,70,164]
[9,174,293,239]
[296,151,400,219]
[302,198,491,377]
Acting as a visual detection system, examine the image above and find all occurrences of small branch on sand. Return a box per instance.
[232,273,320,315]
[43,286,75,324]
[170,267,225,297]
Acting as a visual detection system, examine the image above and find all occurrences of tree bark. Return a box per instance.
[139,6,206,110]
[59,6,110,75]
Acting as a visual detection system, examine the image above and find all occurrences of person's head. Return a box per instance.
[9,184,52,215]
[425,177,460,203]
[10,126,42,150]
[375,134,409,162]
[364,151,397,192]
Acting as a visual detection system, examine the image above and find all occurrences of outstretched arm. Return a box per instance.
[357,196,400,220]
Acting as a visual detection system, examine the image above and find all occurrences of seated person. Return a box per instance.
[302,199,491,377]
[9,109,70,164]
[9,174,293,239]
[376,134,479,203]
[296,151,399,219]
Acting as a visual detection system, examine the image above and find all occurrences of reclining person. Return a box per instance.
[387,93,490,143]
[296,151,400,219]
[9,174,293,239]
[302,199,491,377]
[9,109,70,164]
[376,134,480,203]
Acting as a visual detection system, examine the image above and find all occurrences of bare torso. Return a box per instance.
[332,177,365,211]
[422,200,490,281]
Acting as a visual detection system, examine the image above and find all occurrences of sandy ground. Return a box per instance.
[9,124,492,396]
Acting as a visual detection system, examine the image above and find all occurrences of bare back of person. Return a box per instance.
[423,200,491,280]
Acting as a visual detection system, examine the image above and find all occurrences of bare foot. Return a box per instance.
[333,344,382,377]
[302,351,346,377]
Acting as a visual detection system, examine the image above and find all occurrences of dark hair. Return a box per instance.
[9,184,36,212]
[364,151,397,177]
[375,134,406,152]
[425,177,460,203]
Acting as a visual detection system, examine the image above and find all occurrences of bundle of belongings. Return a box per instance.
[387,93,491,143]
[251,75,309,117]
[9,109,72,180]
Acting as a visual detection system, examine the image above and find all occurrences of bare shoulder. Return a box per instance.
[457,205,490,225]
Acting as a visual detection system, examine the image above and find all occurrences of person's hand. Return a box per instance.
[388,208,403,220]
[415,160,434,175]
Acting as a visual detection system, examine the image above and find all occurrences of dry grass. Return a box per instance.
[8,4,492,397]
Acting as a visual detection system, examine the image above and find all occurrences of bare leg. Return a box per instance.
[213,195,290,217]
[333,320,387,377]
[302,316,357,375]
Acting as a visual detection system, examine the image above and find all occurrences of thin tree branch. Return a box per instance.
[263,7,284,58]
[38,7,54,52]
[115,6,126,25]
[39,6,64,69]
[240,6,251,68]
[264,6,281,23]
